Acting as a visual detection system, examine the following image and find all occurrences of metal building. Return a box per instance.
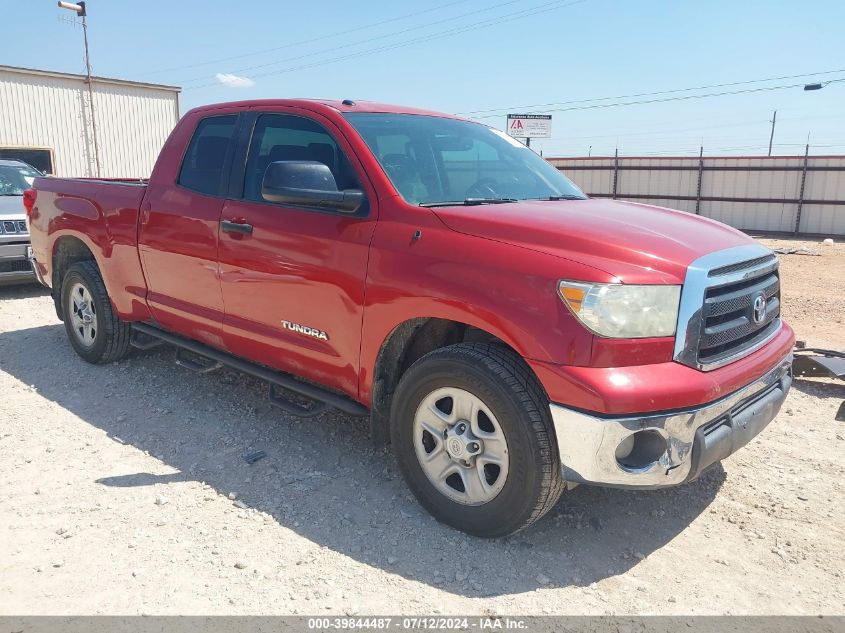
[550,154,845,236]
[0,65,180,178]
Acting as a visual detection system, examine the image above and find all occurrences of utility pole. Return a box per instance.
[768,109,777,157]
[59,1,100,177]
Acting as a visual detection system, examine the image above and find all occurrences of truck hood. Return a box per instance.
[432,198,755,284]
[0,195,25,219]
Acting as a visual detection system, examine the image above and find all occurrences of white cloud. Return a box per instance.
[215,73,255,88]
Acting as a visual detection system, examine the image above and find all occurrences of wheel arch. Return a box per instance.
[368,317,546,444]
[51,233,100,320]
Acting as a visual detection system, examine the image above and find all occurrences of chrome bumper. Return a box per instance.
[25,246,48,286]
[550,353,792,489]
[0,242,35,284]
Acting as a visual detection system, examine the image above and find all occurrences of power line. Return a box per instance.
[547,117,770,142]
[774,141,845,147]
[142,0,475,76]
[781,112,845,123]
[544,142,840,157]
[540,112,845,151]
[469,78,845,117]
[463,68,845,118]
[184,0,589,89]
[179,0,528,86]
[557,78,845,112]
[544,140,845,157]
[184,0,583,87]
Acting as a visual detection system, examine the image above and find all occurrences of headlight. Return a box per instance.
[558,281,681,338]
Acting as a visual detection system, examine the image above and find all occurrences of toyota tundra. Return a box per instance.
[26,99,794,537]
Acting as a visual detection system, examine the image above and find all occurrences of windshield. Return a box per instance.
[344,113,585,206]
[0,163,41,196]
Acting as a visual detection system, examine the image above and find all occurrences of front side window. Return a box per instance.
[0,163,41,196]
[243,114,360,202]
[344,113,585,206]
[178,115,237,196]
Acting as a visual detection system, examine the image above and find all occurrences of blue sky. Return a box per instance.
[3,0,844,156]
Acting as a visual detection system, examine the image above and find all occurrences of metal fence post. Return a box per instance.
[794,143,809,235]
[612,148,619,199]
[695,146,704,215]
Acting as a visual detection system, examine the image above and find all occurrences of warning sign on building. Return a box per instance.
[506,113,552,139]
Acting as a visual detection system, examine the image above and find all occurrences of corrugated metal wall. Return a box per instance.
[549,155,845,236]
[0,66,179,178]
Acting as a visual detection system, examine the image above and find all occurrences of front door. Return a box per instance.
[217,111,377,397]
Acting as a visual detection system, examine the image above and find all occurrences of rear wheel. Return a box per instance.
[391,343,565,538]
[61,261,131,364]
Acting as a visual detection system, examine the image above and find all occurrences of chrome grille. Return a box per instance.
[0,260,31,274]
[698,262,780,364]
[675,245,783,371]
[707,254,775,277]
[0,220,28,234]
[704,274,779,316]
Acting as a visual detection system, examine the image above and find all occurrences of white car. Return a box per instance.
[0,159,40,285]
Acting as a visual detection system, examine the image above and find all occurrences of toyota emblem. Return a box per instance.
[752,293,767,324]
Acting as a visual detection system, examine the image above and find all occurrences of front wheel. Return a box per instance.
[61,261,131,364]
[391,343,565,538]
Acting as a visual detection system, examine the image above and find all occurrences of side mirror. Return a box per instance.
[261,161,364,213]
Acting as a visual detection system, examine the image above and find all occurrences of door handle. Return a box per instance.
[140,201,151,225]
[221,219,253,235]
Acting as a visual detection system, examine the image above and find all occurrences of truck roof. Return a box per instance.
[186,99,461,120]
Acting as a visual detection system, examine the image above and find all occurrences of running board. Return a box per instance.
[175,348,223,374]
[131,323,368,418]
[268,383,328,418]
[130,328,164,350]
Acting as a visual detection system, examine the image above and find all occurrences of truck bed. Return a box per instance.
[42,177,149,186]
[28,176,150,320]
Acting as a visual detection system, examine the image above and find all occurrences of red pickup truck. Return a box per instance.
[26,99,794,537]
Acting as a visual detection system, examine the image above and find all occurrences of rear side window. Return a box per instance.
[178,115,237,196]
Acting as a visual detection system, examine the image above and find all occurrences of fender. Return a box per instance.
[356,216,612,404]
[33,182,152,322]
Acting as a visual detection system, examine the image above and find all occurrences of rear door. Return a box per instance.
[217,109,378,397]
[139,113,238,345]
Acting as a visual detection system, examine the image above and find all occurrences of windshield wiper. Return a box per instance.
[531,195,586,201]
[420,198,518,208]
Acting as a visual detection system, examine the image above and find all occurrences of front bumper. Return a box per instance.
[550,352,792,489]
[0,241,35,285]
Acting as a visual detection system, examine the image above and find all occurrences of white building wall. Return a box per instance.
[0,66,179,178]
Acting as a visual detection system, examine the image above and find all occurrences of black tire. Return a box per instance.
[390,343,565,538]
[61,260,131,364]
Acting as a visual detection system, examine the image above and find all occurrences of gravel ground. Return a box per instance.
[0,237,843,615]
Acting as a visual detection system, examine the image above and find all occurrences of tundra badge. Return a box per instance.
[281,320,329,341]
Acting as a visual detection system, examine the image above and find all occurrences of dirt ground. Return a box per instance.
[0,237,842,615]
